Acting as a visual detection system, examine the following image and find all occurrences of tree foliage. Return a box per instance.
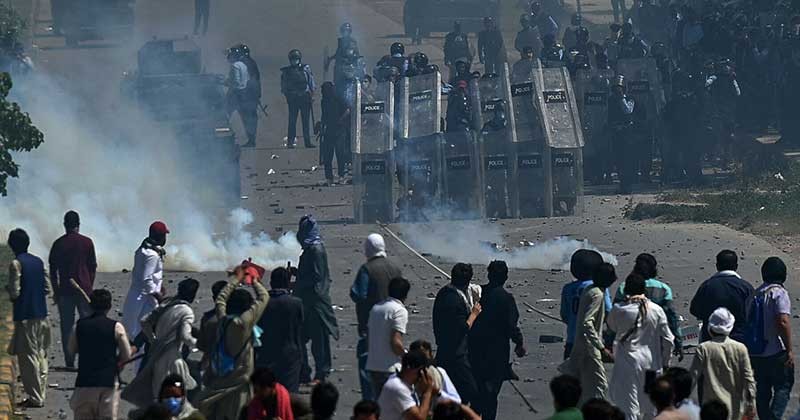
[0,3,43,196]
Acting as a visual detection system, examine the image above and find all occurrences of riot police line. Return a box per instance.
[350,61,586,224]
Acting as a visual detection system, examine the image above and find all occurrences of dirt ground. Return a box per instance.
[15,0,800,418]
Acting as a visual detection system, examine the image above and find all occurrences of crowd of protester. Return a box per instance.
[3,210,796,419]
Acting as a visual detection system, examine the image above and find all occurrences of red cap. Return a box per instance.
[149,221,170,236]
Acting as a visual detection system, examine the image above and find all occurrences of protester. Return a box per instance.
[366,277,410,397]
[350,233,402,400]
[608,273,674,419]
[581,398,617,420]
[123,221,170,340]
[129,374,205,420]
[749,257,793,420]
[69,289,132,419]
[560,262,617,405]
[690,307,756,420]
[242,367,294,420]
[409,340,461,404]
[352,400,380,420]
[664,367,700,420]
[699,401,729,420]
[649,377,690,420]
[613,253,683,358]
[255,267,304,393]
[48,210,97,370]
[198,280,228,384]
[431,401,481,420]
[122,278,200,408]
[6,228,51,408]
[560,250,609,359]
[547,375,583,420]
[468,260,526,420]
[311,382,339,420]
[690,250,754,343]
[295,215,340,384]
[197,266,269,420]
[432,263,481,406]
[377,350,438,420]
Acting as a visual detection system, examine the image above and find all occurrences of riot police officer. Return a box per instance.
[515,14,543,58]
[562,13,582,51]
[446,80,472,133]
[375,42,409,79]
[651,42,673,100]
[478,17,506,75]
[540,34,566,67]
[281,49,317,149]
[450,58,472,85]
[238,44,262,102]
[512,46,539,82]
[616,22,649,59]
[336,47,366,107]
[444,21,472,78]
[529,1,559,39]
[328,23,360,83]
[226,45,259,148]
[407,52,430,76]
[608,75,636,193]
[663,70,702,183]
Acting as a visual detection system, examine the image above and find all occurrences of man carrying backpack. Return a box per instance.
[748,257,794,420]
[198,265,269,420]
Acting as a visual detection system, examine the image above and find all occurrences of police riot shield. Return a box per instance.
[616,58,665,121]
[401,71,442,138]
[574,67,614,183]
[395,72,444,221]
[352,81,395,223]
[474,63,518,219]
[442,130,483,217]
[509,59,550,218]
[534,66,584,216]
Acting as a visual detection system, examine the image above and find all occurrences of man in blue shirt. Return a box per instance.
[560,249,611,360]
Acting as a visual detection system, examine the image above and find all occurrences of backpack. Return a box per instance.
[744,284,781,355]
[210,316,252,377]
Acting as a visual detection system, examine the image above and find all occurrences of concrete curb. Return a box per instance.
[0,313,17,420]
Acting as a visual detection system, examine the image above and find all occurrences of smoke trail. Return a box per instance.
[399,221,618,270]
[0,72,300,272]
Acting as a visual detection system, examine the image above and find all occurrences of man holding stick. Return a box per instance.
[48,210,97,370]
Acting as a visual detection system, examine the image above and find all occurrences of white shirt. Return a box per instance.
[367,297,408,372]
[230,61,249,90]
[378,374,418,420]
[130,247,163,296]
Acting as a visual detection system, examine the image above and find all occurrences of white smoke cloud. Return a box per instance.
[0,72,300,272]
[399,221,618,270]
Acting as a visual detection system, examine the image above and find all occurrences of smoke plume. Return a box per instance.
[399,221,618,270]
[0,72,300,272]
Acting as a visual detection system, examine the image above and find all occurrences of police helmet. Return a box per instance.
[453,20,462,31]
[390,42,405,56]
[520,14,530,27]
[622,22,633,36]
[530,1,541,14]
[340,22,352,35]
[426,63,439,74]
[226,45,244,60]
[239,44,250,57]
[612,74,625,88]
[523,46,535,56]
[288,49,302,61]
[542,33,556,46]
[483,16,495,26]
[573,53,590,69]
[571,13,582,26]
[412,52,429,68]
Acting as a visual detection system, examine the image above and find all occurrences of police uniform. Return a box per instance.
[281,60,316,148]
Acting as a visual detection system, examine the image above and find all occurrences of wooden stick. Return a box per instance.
[69,278,91,304]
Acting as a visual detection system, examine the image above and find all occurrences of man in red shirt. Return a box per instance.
[48,210,97,370]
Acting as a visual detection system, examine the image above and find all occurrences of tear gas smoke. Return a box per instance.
[0,72,300,272]
[399,221,618,270]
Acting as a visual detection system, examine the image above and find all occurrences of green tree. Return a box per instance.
[0,3,43,195]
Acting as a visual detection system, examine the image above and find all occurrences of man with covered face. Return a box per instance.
[295,215,340,384]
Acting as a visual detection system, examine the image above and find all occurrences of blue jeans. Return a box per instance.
[357,336,374,401]
[751,351,794,420]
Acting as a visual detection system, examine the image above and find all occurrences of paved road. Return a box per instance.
[14,0,800,419]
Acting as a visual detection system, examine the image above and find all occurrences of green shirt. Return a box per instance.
[549,407,583,420]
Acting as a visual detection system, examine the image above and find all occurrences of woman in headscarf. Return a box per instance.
[690,307,756,420]
[295,215,340,384]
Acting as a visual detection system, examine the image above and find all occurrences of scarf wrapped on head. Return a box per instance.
[297,215,322,249]
[708,307,735,336]
[141,237,166,259]
[364,233,387,259]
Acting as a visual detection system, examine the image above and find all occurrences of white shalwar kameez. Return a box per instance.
[122,246,164,339]
[608,297,675,420]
